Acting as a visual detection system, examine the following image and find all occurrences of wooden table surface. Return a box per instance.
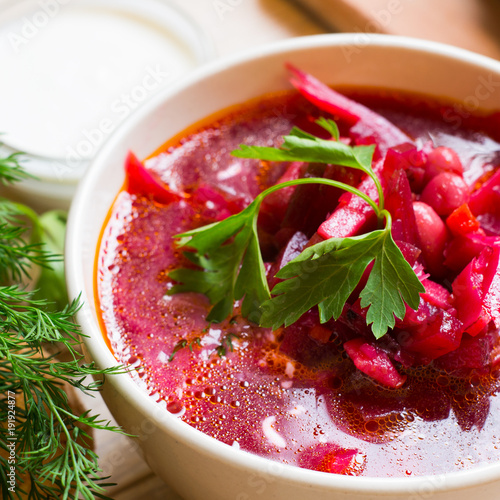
[81,1,500,498]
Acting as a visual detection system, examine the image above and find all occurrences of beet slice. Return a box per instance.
[384,168,420,245]
[278,310,339,367]
[444,232,499,272]
[281,163,329,235]
[191,184,243,221]
[452,246,500,332]
[298,443,363,475]
[469,168,500,217]
[399,310,463,361]
[344,338,407,389]
[266,231,309,289]
[317,161,383,239]
[483,253,500,328]
[125,151,183,204]
[259,161,305,232]
[452,394,490,432]
[384,143,428,193]
[435,334,493,376]
[469,168,500,235]
[287,64,411,154]
[420,279,452,309]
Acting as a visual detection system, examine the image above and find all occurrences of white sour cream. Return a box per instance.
[0,0,209,166]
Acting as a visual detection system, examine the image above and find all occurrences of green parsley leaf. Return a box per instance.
[260,224,424,338]
[316,116,340,140]
[360,229,424,337]
[168,199,270,323]
[232,118,382,211]
[169,175,379,325]
[233,129,375,177]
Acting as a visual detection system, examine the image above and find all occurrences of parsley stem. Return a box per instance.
[381,209,392,229]
[372,173,384,214]
[254,177,381,218]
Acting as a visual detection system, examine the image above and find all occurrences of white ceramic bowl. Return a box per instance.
[66,34,500,500]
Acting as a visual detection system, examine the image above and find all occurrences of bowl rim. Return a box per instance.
[66,32,500,495]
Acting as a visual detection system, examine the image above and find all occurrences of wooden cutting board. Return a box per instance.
[293,0,500,60]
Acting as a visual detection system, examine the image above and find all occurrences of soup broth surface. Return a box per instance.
[98,90,500,477]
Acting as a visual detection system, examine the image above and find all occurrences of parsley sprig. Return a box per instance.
[260,212,422,337]
[169,119,424,338]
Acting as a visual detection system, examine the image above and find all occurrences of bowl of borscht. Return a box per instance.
[66,34,500,500]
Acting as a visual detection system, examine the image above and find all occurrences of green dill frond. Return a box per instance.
[0,148,126,500]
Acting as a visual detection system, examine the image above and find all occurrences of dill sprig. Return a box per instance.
[168,337,202,362]
[0,150,31,186]
[216,333,239,358]
[0,150,124,500]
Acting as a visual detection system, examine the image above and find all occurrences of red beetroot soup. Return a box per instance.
[97,72,500,478]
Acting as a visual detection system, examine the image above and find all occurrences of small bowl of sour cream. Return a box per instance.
[0,0,213,209]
